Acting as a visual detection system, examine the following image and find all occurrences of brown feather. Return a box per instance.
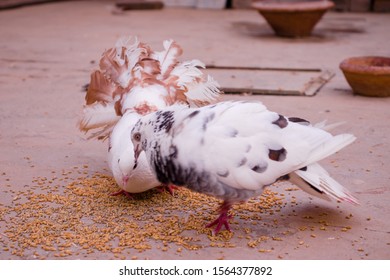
[80,37,221,142]
[114,100,122,117]
[138,58,161,76]
[85,70,116,105]
[133,102,159,115]
[159,41,183,79]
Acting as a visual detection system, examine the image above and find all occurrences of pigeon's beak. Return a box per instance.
[122,175,129,187]
[133,144,141,169]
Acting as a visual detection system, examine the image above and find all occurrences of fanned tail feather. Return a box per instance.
[83,124,116,141]
[170,59,205,86]
[290,163,359,205]
[79,36,222,141]
[99,47,131,88]
[114,36,134,65]
[152,39,183,79]
[185,75,221,107]
[127,45,152,72]
[115,36,139,57]
[85,70,116,105]
[78,102,120,139]
[79,36,152,140]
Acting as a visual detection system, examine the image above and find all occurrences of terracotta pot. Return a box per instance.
[340,56,390,97]
[251,1,335,38]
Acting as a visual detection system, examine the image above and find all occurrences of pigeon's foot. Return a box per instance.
[206,201,233,235]
[110,189,134,199]
[156,184,180,196]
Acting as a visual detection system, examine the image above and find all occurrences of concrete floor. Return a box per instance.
[0,1,389,260]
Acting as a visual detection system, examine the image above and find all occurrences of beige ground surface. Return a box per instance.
[0,1,389,260]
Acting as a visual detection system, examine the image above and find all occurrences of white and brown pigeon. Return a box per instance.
[131,101,358,234]
[79,37,221,197]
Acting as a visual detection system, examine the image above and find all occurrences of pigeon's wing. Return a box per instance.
[170,101,295,188]
[172,102,356,204]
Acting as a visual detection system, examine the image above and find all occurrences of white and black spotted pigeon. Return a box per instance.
[79,37,221,197]
[131,101,358,234]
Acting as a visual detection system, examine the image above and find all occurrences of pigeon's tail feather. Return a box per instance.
[170,59,204,86]
[85,70,116,105]
[290,163,359,205]
[152,39,183,79]
[313,120,346,132]
[99,47,131,88]
[303,134,356,168]
[288,133,358,204]
[78,102,120,140]
[185,75,221,107]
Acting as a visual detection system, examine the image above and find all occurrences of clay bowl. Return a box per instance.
[251,1,335,38]
[339,56,390,97]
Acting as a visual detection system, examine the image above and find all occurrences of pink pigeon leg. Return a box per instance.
[166,184,180,196]
[155,184,180,196]
[206,201,233,235]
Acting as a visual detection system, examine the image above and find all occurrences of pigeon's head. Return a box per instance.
[131,117,153,169]
[131,108,178,169]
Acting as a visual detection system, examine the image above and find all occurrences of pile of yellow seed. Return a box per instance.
[1,171,288,259]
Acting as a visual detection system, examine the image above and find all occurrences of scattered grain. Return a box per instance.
[0,171,287,258]
[258,248,272,253]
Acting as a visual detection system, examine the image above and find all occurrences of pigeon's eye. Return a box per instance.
[133,132,141,142]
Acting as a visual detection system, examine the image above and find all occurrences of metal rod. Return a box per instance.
[220,87,303,96]
[205,65,322,72]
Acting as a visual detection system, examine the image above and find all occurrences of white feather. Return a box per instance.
[292,163,359,204]
[170,59,205,86]
[152,39,182,78]
[185,75,221,107]
[297,133,356,170]
[115,36,139,66]
[79,102,120,133]
[314,120,346,131]
[114,36,151,87]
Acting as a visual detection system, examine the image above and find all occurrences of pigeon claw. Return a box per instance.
[110,189,134,199]
[156,184,180,196]
[166,184,180,196]
[206,201,233,235]
[206,212,233,236]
